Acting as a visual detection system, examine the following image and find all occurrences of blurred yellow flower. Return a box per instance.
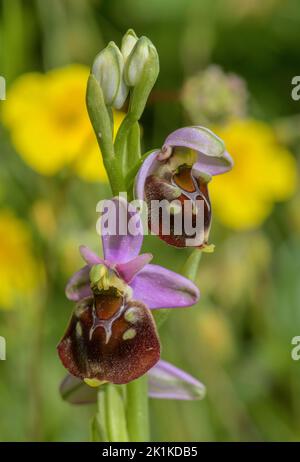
[1,65,124,182]
[0,211,41,310]
[210,119,297,230]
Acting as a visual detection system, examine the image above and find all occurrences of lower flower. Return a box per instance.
[58,197,200,384]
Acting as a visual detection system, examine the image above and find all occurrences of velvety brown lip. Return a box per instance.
[57,294,160,384]
[144,167,211,248]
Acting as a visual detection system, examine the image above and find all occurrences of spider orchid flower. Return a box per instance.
[60,359,206,405]
[135,126,233,249]
[57,197,200,385]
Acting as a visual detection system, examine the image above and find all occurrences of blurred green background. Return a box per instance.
[0,0,300,441]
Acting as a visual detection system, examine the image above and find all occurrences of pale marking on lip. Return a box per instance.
[124,307,140,323]
[122,328,136,340]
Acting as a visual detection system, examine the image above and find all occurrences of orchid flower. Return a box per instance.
[57,197,200,385]
[135,126,233,249]
[57,28,233,442]
[60,359,206,405]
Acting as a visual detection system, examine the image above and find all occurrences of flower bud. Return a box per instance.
[124,36,159,121]
[121,29,138,62]
[92,41,128,109]
[124,36,158,87]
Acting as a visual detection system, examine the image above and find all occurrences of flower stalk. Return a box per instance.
[104,384,129,442]
[126,375,150,442]
[86,74,125,194]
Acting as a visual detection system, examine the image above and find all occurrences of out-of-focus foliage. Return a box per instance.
[0,0,300,442]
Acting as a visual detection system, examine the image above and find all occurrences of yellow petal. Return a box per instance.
[211,119,297,230]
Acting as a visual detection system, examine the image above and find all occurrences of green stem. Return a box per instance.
[114,112,137,159]
[127,122,141,166]
[103,157,125,196]
[94,388,109,441]
[94,384,129,442]
[126,375,150,442]
[122,122,141,197]
[86,74,126,194]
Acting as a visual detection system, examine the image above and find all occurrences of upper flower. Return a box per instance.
[58,197,200,384]
[135,126,233,248]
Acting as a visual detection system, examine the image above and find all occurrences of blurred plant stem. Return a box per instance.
[27,294,47,441]
[36,0,103,69]
[0,0,25,82]
[36,0,71,68]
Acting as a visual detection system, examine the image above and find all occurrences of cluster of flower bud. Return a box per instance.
[92,29,159,111]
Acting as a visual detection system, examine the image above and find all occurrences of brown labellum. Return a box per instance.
[145,166,211,248]
[57,293,160,384]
